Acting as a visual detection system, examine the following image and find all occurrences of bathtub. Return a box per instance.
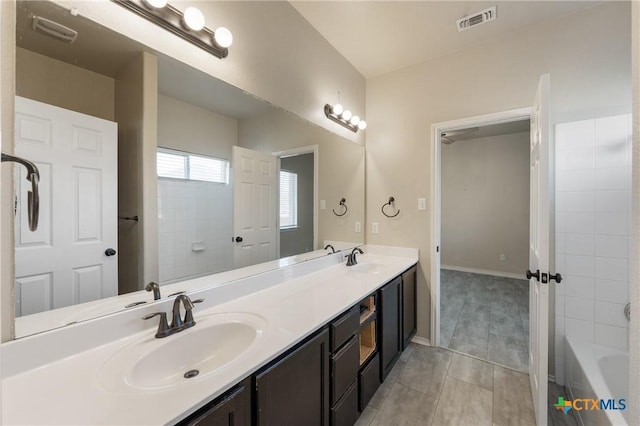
[565,336,630,426]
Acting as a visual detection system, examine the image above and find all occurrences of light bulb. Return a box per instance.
[142,0,167,8]
[214,27,233,48]
[332,104,343,115]
[183,7,205,31]
[350,115,360,126]
[358,120,367,130]
[342,110,352,121]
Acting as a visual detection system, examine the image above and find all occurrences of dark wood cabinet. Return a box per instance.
[379,276,401,381]
[178,378,251,426]
[401,266,417,349]
[254,329,330,426]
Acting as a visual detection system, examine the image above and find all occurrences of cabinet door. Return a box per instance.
[180,378,251,426]
[379,277,401,381]
[255,329,330,426]
[402,266,417,349]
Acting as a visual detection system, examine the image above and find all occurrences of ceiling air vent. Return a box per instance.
[32,16,78,43]
[456,6,497,32]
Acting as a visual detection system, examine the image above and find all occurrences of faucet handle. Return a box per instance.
[184,298,205,326]
[142,312,171,338]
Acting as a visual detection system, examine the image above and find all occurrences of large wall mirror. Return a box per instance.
[12,0,365,338]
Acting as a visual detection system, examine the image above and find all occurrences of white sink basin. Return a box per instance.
[98,312,267,393]
[347,262,383,276]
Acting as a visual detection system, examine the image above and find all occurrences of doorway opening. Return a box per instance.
[438,118,531,372]
[431,108,535,370]
[274,145,318,259]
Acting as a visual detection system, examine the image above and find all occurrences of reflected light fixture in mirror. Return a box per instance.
[324,103,367,132]
[114,0,232,58]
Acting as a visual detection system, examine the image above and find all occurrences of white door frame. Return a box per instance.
[272,145,319,251]
[429,107,533,347]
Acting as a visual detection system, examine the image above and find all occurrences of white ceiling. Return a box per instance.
[290,1,605,78]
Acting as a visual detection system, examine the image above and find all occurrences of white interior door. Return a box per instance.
[14,96,118,316]
[528,74,551,426]
[232,146,278,268]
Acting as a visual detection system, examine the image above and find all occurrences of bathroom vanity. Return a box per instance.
[2,246,418,425]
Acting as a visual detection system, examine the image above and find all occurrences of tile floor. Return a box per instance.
[439,269,530,372]
[355,344,577,426]
[355,343,538,426]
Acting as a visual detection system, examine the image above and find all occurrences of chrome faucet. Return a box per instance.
[324,244,336,254]
[142,294,204,338]
[145,281,161,300]
[346,247,364,266]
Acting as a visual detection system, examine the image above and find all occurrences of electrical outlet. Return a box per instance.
[355,221,361,233]
[320,200,326,210]
[500,254,506,261]
[372,222,379,234]
[418,198,427,210]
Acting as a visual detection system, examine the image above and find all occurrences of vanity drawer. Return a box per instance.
[330,380,359,426]
[330,335,360,405]
[330,305,360,351]
[358,352,380,411]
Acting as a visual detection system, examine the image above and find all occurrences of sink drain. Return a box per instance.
[184,369,200,379]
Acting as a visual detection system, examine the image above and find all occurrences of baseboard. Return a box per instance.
[441,264,525,280]
[411,336,431,347]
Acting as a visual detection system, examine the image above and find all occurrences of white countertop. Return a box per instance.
[2,246,418,425]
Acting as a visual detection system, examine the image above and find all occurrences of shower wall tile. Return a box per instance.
[595,190,630,213]
[595,235,629,258]
[563,212,595,234]
[595,212,629,235]
[555,114,631,383]
[595,279,629,304]
[564,318,594,344]
[564,234,594,256]
[595,301,628,328]
[595,167,631,190]
[158,179,233,284]
[564,255,595,278]
[565,296,594,322]
[595,324,627,351]
[595,257,627,282]
[563,276,594,300]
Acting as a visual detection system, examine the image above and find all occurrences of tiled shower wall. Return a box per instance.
[157,178,233,284]
[554,114,632,384]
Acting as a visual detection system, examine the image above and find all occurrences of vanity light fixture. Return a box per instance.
[324,103,367,133]
[114,0,232,59]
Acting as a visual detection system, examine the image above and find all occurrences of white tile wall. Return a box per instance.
[554,114,631,384]
[157,179,233,284]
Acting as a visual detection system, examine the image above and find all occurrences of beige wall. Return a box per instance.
[53,0,365,145]
[441,132,529,275]
[157,94,237,159]
[1,0,16,346]
[280,153,315,257]
[15,48,114,121]
[365,1,631,345]
[115,52,158,294]
[238,108,365,247]
[630,0,639,420]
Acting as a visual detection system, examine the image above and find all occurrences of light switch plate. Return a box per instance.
[418,198,427,210]
[320,200,326,210]
[372,222,379,234]
[355,221,361,233]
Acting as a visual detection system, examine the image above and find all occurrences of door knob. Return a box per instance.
[105,248,117,256]
[234,236,243,243]
[526,269,540,281]
[549,272,562,283]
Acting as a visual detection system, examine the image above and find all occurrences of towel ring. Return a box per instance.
[333,198,348,216]
[381,196,400,218]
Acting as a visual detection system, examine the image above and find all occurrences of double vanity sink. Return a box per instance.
[2,246,418,425]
